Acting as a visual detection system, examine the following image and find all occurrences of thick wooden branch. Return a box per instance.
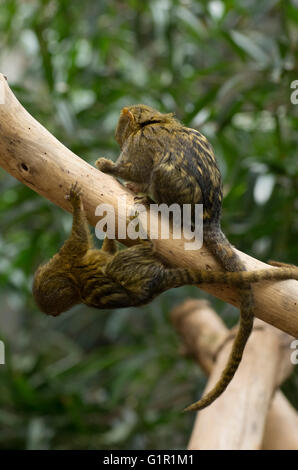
[262,391,298,450]
[0,73,298,336]
[171,299,298,450]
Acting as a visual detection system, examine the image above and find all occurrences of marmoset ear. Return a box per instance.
[121,107,135,123]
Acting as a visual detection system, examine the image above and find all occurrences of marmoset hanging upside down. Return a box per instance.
[33,184,298,411]
[95,104,298,411]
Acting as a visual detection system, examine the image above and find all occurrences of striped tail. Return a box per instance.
[158,262,298,290]
[156,234,297,410]
[184,293,253,411]
[159,267,255,289]
[184,227,255,411]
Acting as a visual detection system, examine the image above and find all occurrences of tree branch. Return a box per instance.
[0,73,297,336]
[171,299,298,450]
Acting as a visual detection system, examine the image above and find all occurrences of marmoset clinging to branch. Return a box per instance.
[33,183,298,411]
[95,104,297,412]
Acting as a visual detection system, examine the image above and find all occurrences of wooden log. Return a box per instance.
[171,299,297,450]
[0,73,298,337]
[262,391,298,450]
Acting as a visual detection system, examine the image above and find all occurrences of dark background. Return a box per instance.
[0,0,297,449]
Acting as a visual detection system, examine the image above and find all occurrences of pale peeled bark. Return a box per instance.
[262,391,298,450]
[171,299,298,450]
[0,73,298,336]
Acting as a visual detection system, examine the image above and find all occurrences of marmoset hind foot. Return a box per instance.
[94,104,298,411]
[33,184,298,411]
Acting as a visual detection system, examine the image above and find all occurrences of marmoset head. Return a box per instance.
[115,104,179,148]
[32,257,80,316]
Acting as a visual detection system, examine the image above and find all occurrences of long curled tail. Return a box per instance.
[157,235,297,411]
[185,227,254,411]
[160,264,298,288]
[184,290,254,411]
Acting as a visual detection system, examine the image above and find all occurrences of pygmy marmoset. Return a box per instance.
[32,187,297,413]
[95,104,297,411]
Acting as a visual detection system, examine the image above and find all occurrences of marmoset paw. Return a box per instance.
[133,195,154,208]
[65,182,82,208]
[125,182,144,194]
[95,157,115,173]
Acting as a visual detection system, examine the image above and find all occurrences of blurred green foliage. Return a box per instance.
[0,0,297,450]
